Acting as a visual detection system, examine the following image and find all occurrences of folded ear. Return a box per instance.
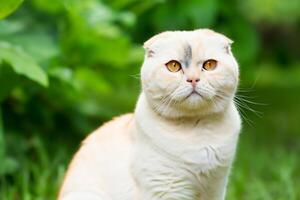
[143,31,173,57]
[196,29,233,53]
[223,35,233,54]
[214,31,234,54]
[221,34,233,46]
[225,40,233,54]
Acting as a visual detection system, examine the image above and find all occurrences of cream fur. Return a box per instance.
[59,29,241,200]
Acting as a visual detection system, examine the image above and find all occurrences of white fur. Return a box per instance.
[59,29,241,200]
[132,93,240,200]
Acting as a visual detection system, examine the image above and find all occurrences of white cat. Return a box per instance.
[59,29,241,200]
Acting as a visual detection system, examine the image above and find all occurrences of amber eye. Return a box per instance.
[203,59,217,71]
[165,60,182,72]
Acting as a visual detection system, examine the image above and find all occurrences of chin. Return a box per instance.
[153,99,212,119]
[181,93,205,108]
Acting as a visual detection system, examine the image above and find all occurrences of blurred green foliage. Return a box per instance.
[0,0,23,19]
[0,0,299,199]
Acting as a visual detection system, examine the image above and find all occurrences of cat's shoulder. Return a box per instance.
[82,113,135,146]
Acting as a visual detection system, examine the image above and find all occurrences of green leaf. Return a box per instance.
[0,0,24,19]
[4,29,60,63]
[0,42,48,87]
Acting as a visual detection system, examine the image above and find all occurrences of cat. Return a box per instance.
[58,29,241,200]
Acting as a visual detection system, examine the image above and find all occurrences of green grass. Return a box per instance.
[228,131,300,200]
[1,87,300,200]
[0,135,68,200]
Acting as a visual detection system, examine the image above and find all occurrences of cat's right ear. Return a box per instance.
[143,31,173,58]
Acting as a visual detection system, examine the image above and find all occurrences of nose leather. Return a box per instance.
[186,78,200,87]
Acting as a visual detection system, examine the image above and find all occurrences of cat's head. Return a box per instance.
[140,29,239,118]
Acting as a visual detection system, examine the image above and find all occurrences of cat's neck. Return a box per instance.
[134,92,240,168]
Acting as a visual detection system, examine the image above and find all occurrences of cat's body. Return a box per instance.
[59,29,241,200]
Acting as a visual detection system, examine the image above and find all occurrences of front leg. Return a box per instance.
[201,166,231,200]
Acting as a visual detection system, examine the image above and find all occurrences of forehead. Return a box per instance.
[151,31,226,56]
[153,31,225,53]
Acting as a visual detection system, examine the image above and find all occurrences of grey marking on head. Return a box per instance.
[183,44,192,68]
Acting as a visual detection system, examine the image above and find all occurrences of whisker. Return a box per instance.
[235,94,257,99]
[235,96,268,106]
[130,74,141,80]
[234,100,254,126]
[153,86,187,115]
[212,82,260,125]
[234,97,263,117]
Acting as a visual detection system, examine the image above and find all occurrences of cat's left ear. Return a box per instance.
[143,31,173,58]
[217,33,233,54]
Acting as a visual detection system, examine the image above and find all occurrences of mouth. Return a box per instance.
[184,90,202,100]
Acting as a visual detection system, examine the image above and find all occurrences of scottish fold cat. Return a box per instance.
[59,29,241,200]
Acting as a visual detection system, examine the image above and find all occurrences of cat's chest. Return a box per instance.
[132,148,201,200]
[131,132,235,200]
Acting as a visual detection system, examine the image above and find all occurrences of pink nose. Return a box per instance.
[186,78,200,87]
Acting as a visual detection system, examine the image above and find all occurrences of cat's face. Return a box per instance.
[141,29,239,118]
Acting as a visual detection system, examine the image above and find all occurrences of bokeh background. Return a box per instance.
[0,0,299,199]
